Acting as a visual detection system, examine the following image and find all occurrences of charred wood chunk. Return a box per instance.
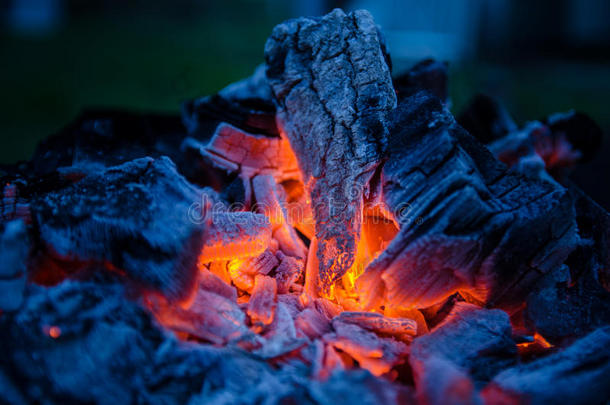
[393,59,449,103]
[326,318,409,376]
[1,279,329,404]
[525,185,610,344]
[410,303,517,386]
[411,354,481,405]
[254,301,306,359]
[265,8,396,296]
[248,274,278,330]
[457,94,518,144]
[0,280,166,405]
[32,156,213,301]
[253,174,307,259]
[181,65,278,140]
[202,123,300,182]
[200,212,272,263]
[0,219,29,311]
[29,109,196,179]
[483,326,610,405]
[149,285,250,344]
[334,311,417,340]
[358,92,578,312]
[275,251,305,294]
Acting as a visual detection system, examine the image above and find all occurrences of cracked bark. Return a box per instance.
[265,9,396,296]
[357,93,579,313]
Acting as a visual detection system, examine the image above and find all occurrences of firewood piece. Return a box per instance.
[199,268,237,302]
[2,278,332,405]
[0,280,164,405]
[150,284,250,344]
[253,174,307,258]
[280,178,315,240]
[275,251,305,294]
[326,319,409,376]
[218,64,273,103]
[393,59,449,103]
[32,157,216,301]
[544,110,602,163]
[202,123,300,181]
[248,275,278,329]
[525,185,610,344]
[309,369,415,405]
[483,326,610,405]
[335,311,417,340]
[358,92,578,312]
[199,211,272,262]
[457,94,518,144]
[295,307,332,339]
[411,355,481,405]
[224,249,279,293]
[182,65,278,140]
[410,303,517,385]
[265,8,396,296]
[254,301,307,358]
[0,219,29,312]
[1,181,31,225]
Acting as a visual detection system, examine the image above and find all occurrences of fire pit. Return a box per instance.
[1,9,609,405]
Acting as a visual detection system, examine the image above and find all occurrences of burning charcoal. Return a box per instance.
[275,251,305,294]
[199,211,272,262]
[410,303,517,385]
[253,174,307,258]
[393,59,449,103]
[411,355,481,405]
[280,178,315,240]
[254,301,307,358]
[326,319,409,376]
[385,307,429,335]
[248,274,278,330]
[358,92,578,313]
[457,94,518,144]
[483,327,610,405]
[32,156,216,301]
[224,249,279,293]
[295,307,332,339]
[265,8,396,296]
[149,284,250,344]
[0,219,29,311]
[335,311,417,341]
[311,341,346,379]
[199,268,237,301]
[1,278,330,405]
[200,122,300,182]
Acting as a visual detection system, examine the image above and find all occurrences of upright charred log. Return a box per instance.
[265,9,396,296]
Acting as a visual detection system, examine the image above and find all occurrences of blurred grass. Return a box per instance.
[0,2,609,165]
[0,2,284,163]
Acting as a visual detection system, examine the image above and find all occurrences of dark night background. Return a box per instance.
[1,0,609,207]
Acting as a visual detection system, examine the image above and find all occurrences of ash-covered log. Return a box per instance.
[357,92,579,313]
[265,9,396,297]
